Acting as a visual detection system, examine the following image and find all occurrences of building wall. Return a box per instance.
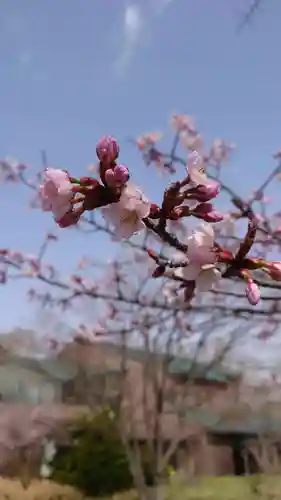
[175,433,235,476]
[0,364,62,403]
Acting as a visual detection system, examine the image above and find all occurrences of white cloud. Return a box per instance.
[114,3,143,77]
[113,0,177,77]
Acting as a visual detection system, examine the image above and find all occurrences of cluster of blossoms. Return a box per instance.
[20,134,281,306]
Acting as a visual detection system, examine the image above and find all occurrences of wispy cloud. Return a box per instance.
[114,3,143,77]
[114,0,176,77]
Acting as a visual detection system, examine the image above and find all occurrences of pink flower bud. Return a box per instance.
[202,210,224,223]
[149,203,161,219]
[56,210,80,228]
[96,136,120,163]
[245,279,260,305]
[193,202,213,215]
[266,262,281,281]
[189,182,220,202]
[193,203,224,222]
[104,164,129,187]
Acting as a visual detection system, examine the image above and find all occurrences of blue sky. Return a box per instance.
[1,0,281,334]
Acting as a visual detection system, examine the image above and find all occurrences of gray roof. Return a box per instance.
[0,337,238,385]
[6,355,77,381]
[168,358,238,383]
[183,407,281,435]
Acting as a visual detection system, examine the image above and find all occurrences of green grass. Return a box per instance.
[164,475,281,500]
[107,476,281,499]
[2,475,280,499]
[96,476,281,499]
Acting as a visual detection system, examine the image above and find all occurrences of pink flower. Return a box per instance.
[96,135,120,163]
[136,132,162,151]
[187,152,209,186]
[209,139,235,166]
[187,223,217,266]
[245,279,260,305]
[181,264,220,292]
[180,133,203,151]
[171,114,196,134]
[175,224,220,292]
[104,164,129,188]
[101,184,151,239]
[39,168,73,221]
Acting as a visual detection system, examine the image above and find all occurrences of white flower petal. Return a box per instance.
[137,200,151,219]
[178,263,201,281]
[196,267,221,292]
[181,133,204,151]
[189,166,208,186]
[197,223,214,244]
[101,184,149,240]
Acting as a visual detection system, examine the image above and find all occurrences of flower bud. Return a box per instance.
[202,210,224,223]
[193,203,224,222]
[96,136,120,163]
[149,204,161,218]
[188,182,220,202]
[266,261,281,281]
[56,210,81,228]
[193,202,213,215]
[245,279,260,306]
[104,164,129,188]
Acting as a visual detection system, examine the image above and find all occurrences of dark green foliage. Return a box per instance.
[51,407,148,497]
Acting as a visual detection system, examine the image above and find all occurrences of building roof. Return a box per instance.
[0,338,238,395]
[4,355,77,381]
[183,406,281,436]
[168,357,238,383]
[62,341,237,383]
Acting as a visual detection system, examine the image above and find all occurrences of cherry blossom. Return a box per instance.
[104,164,129,188]
[101,184,151,239]
[136,132,162,151]
[171,113,196,134]
[181,133,204,152]
[39,168,73,221]
[96,135,120,163]
[245,279,260,306]
[187,151,213,187]
[209,138,235,166]
[178,263,221,292]
[174,224,220,292]
[187,223,217,266]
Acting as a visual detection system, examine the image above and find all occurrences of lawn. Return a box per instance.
[165,475,281,499]
[1,475,281,499]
